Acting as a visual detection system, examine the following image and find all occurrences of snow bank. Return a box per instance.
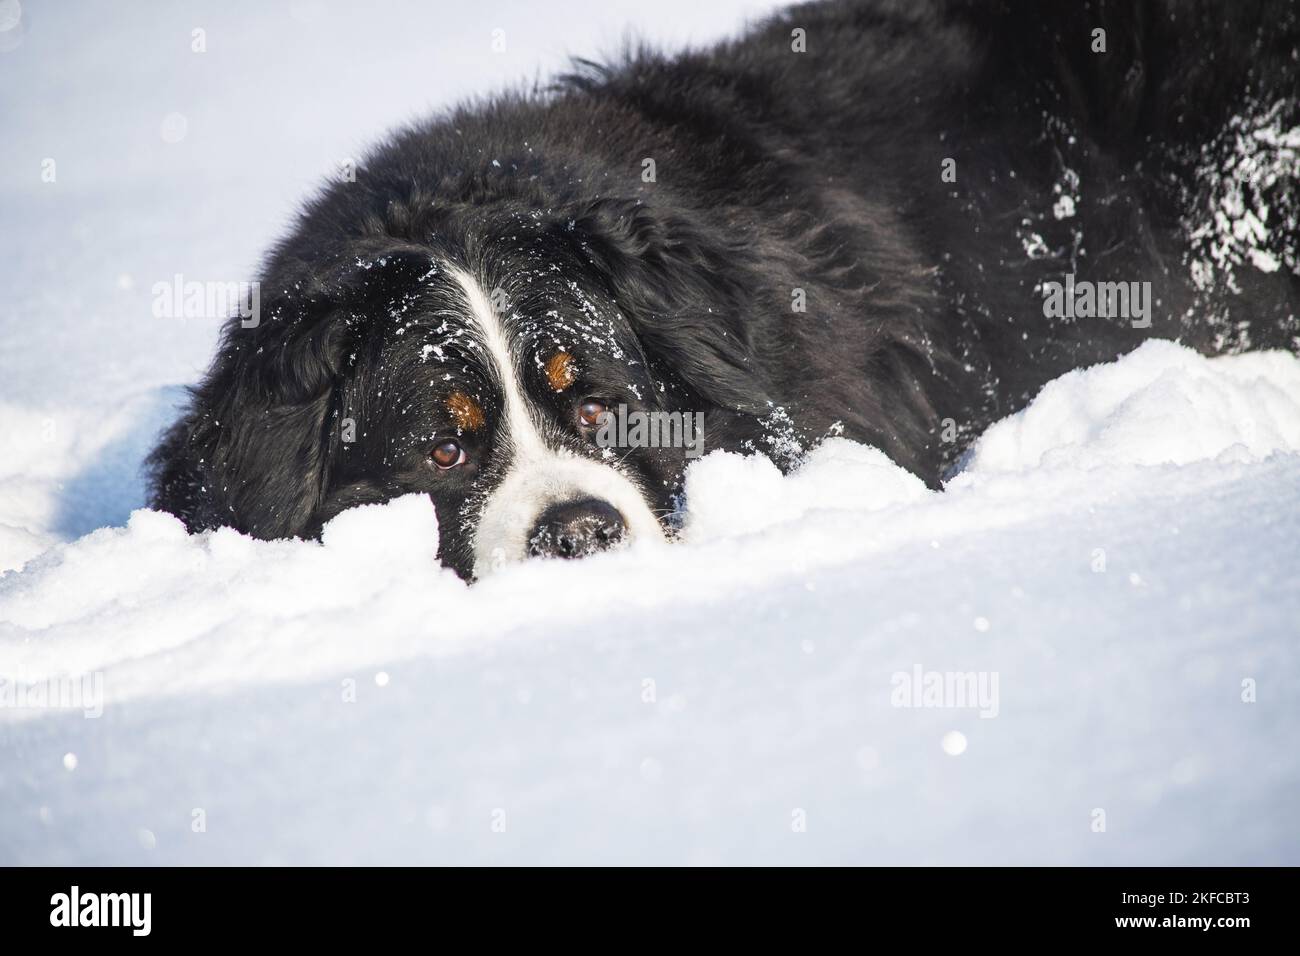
[964,340,1300,473]
[0,389,181,573]
[3,341,1299,864]
[682,440,928,541]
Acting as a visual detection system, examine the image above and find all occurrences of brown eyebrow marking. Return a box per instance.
[545,351,577,392]
[446,391,485,431]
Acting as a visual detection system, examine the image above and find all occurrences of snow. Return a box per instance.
[2,2,1299,865]
[4,340,1299,864]
[963,340,1300,472]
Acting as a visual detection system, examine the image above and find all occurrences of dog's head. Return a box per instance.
[151,193,774,579]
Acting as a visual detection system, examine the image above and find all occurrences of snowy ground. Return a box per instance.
[3,2,1299,865]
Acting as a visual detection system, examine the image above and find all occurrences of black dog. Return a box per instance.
[150,0,1299,579]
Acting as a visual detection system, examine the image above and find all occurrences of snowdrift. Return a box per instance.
[2,340,1299,864]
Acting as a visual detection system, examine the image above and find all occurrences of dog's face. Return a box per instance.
[154,197,775,580]
[318,253,688,579]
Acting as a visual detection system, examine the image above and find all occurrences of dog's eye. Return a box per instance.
[429,439,467,470]
[578,398,609,428]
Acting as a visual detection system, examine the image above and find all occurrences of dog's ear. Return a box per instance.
[148,302,344,538]
[148,246,433,537]
[568,197,772,412]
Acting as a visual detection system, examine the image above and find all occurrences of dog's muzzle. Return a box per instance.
[526,497,627,559]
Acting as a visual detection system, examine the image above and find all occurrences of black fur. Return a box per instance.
[150,0,1300,578]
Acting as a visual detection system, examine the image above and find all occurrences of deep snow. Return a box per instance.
[3,340,1299,864]
[2,1,1299,865]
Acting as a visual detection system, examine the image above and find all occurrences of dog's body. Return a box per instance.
[151,0,1299,578]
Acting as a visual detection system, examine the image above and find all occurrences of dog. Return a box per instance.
[149,0,1299,579]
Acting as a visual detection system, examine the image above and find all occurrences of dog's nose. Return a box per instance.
[527,498,627,559]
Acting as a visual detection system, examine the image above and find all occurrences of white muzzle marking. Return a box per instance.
[449,268,665,577]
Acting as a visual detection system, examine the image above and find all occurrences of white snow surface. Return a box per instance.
[3,340,1299,864]
[2,2,1299,865]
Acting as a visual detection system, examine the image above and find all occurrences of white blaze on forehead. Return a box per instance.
[447,267,665,576]
[448,268,545,458]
